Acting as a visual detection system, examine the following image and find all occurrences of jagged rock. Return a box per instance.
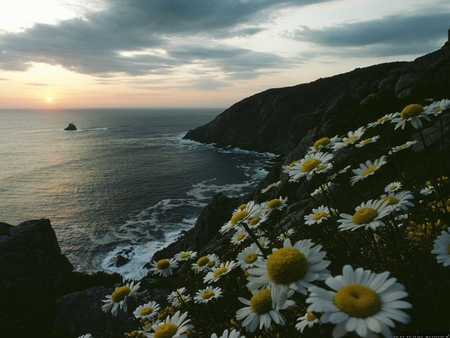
[64,123,77,131]
[149,193,240,264]
[54,286,136,338]
[185,45,450,155]
[0,219,73,336]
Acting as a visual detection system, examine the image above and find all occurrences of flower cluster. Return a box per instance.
[98,99,450,337]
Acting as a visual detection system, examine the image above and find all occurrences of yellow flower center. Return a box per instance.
[213,267,228,278]
[315,165,328,172]
[235,233,246,241]
[301,158,321,172]
[313,211,327,221]
[156,259,171,270]
[343,135,359,145]
[111,286,131,303]
[249,217,262,226]
[313,137,331,150]
[238,204,247,210]
[267,247,308,285]
[400,104,423,120]
[334,284,381,318]
[201,290,215,299]
[197,256,210,267]
[250,289,273,314]
[180,252,190,259]
[207,261,217,268]
[140,306,153,316]
[352,208,378,225]
[244,253,258,264]
[362,165,378,177]
[306,312,317,321]
[289,160,299,167]
[396,143,408,151]
[389,185,398,191]
[267,198,282,209]
[382,196,399,205]
[231,210,249,225]
[377,116,389,123]
[360,138,373,145]
[154,323,178,338]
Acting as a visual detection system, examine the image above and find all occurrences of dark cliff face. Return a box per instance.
[184,45,450,155]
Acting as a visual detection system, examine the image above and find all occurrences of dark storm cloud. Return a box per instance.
[293,12,449,56]
[0,0,330,80]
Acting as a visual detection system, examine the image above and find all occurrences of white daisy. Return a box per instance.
[367,113,397,128]
[311,184,330,197]
[388,140,417,154]
[420,185,435,196]
[236,288,295,332]
[133,301,161,320]
[307,265,412,338]
[211,329,245,338]
[191,253,221,274]
[246,213,268,230]
[230,228,249,245]
[148,258,178,277]
[204,261,238,284]
[350,156,387,185]
[247,239,331,303]
[308,136,341,153]
[338,199,391,231]
[174,251,197,262]
[262,196,288,211]
[194,286,223,304]
[261,181,281,193]
[167,288,192,308]
[288,152,334,182]
[78,335,92,338]
[237,244,263,269]
[424,99,450,116]
[304,205,331,225]
[146,311,193,338]
[392,103,431,130]
[356,135,380,148]
[385,181,402,193]
[276,228,296,241]
[332,127,366,150]
[220,201,262,234]
[380,190,414,212]
[101,281,140,316]
[431,227,450,267]
[295,312,320,333]
[256,236,271,249]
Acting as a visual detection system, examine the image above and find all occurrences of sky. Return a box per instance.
[0,0,449,109]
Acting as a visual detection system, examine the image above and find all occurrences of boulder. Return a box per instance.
[64,123,77,131]
[54,286,136,338]
[0,219,73,336]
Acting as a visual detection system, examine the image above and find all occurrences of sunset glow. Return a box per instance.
[0,0,448,109]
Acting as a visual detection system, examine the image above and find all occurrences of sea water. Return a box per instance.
[0,108,275,279]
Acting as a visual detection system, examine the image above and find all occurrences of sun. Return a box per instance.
[46,96,53,103]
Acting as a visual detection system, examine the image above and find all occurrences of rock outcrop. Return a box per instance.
[64,123,77,131]
[0,219,73,337]
[184,45,450,155]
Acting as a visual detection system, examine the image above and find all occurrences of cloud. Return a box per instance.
[0,0,330,80]
[293,11,449,57]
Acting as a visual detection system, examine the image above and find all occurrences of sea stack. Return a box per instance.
[64,123,77,131]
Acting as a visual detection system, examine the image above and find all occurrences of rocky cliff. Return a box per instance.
[2,44,450,337]
[184,45,450,155]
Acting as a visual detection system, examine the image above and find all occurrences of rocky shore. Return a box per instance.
[1,43,450,337]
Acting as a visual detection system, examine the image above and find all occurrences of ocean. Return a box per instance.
[0,108,276,279]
